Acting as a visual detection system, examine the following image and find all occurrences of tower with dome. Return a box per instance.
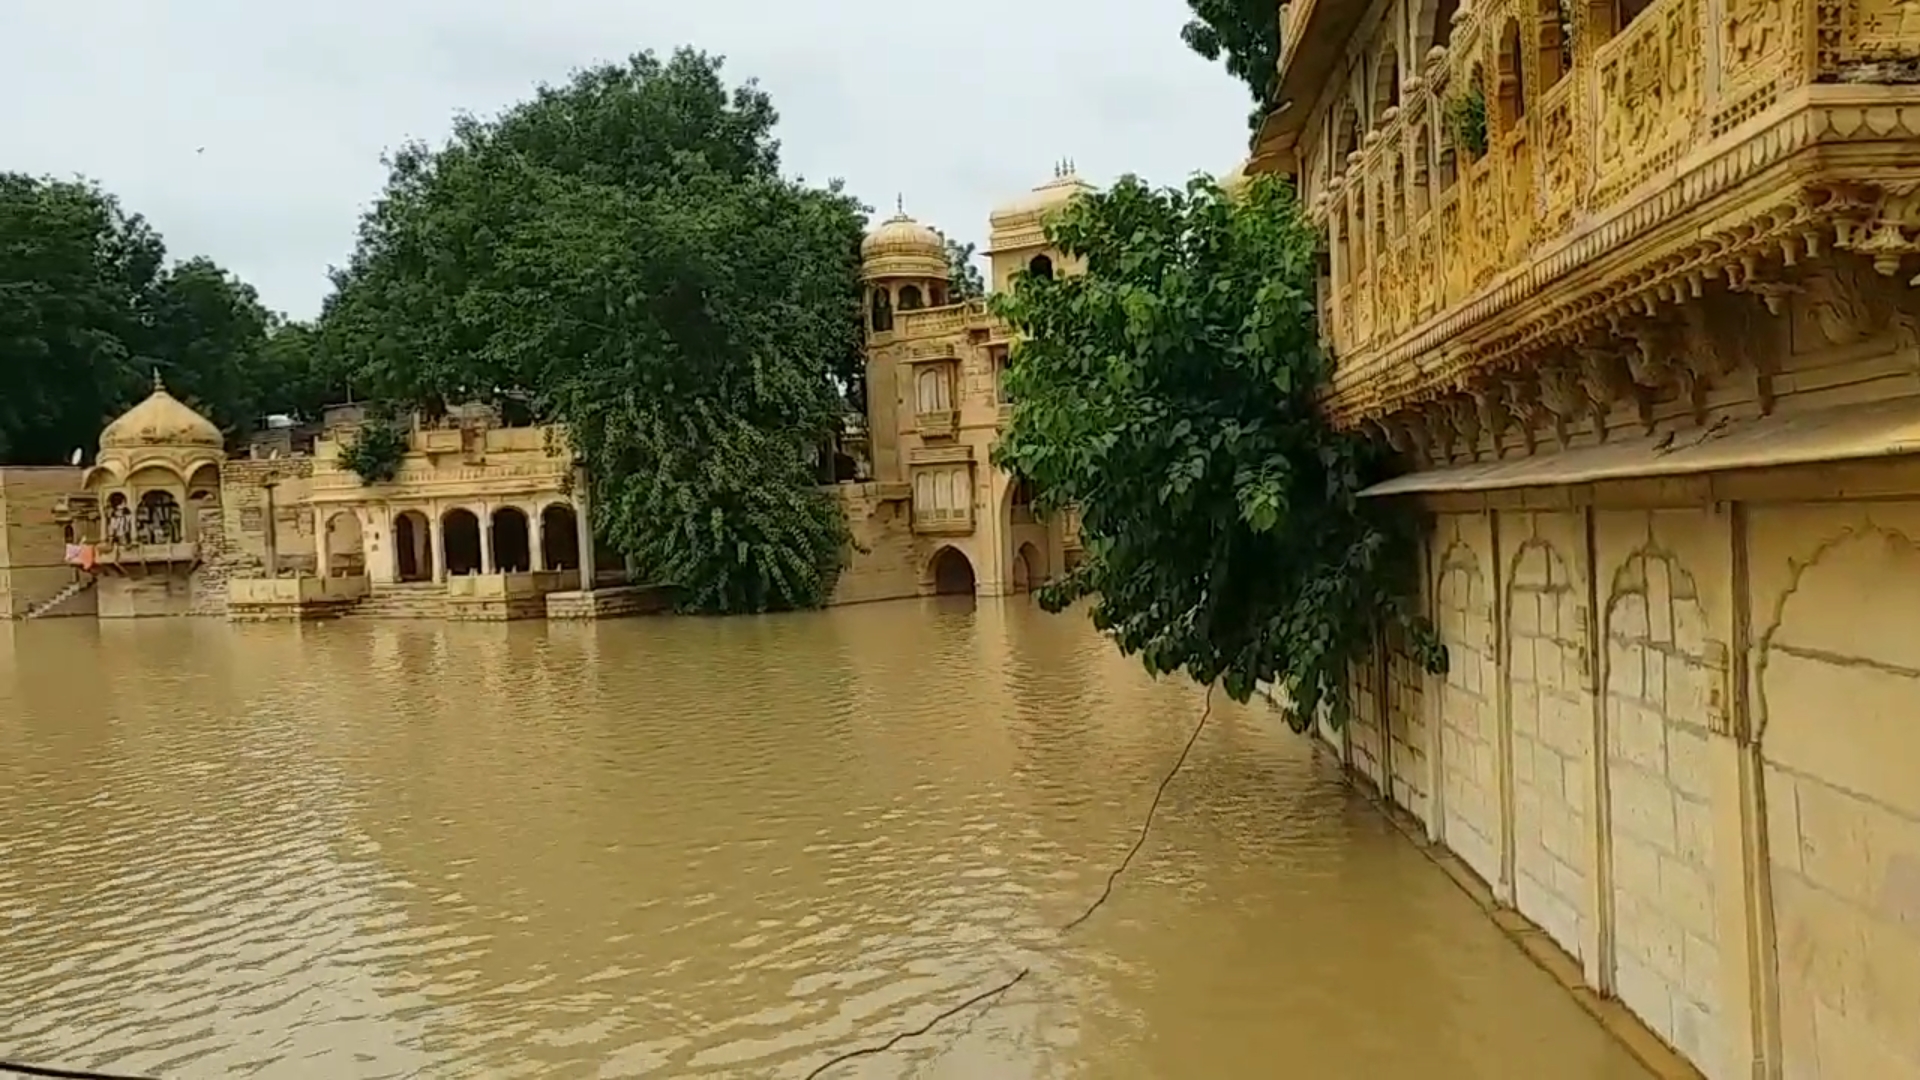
[829,164,1097,603]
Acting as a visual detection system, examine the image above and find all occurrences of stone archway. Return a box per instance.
[929,546,977,596]
[443,509,482,576]
[1013,542,1041,593]
[540,503,580,571]
[324,511,365,577]
[491,507,531,573]
[393,510,433,582]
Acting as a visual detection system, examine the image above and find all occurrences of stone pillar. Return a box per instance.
[262,482,279,577]
[574,469,596,591]
[530,506,546,572]
[479,504,495,574]
[314,506,330,579]
[430,509,447,584]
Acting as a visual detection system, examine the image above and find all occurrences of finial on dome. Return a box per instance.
[152,368,164,392]
[896,193,905,215]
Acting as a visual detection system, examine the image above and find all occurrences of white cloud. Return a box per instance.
[1,0,1252,317]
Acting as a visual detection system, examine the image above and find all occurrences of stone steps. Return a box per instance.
[349,583,447,620]
[23,577,97,620]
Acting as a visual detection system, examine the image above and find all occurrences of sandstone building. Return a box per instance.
[0,172,1083,621]
[830,176,1087,602]
[1250,0,1920,1075]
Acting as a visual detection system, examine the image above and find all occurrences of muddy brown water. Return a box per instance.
[0,601,1654,1078]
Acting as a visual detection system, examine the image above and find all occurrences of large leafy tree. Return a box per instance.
[0,175,157,463]
[323,49,866,613]
[1181,0,1284,131]
[991,173,1444,724]
[0,173,329,462]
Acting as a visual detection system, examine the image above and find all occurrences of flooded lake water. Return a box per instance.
[0,600,1655,1078]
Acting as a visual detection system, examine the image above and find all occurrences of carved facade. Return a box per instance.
[1258,0,1920,1077]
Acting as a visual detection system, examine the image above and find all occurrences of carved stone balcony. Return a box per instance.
[1268,0,1920,435]
[916,408,959,440]
[94,540,199,568]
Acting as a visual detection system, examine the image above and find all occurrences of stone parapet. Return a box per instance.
[543,585,670,620]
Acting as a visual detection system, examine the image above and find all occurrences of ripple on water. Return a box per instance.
[0,605,1653,1079]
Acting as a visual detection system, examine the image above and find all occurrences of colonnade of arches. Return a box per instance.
[925,540,1045,598]
[319,501,616,585]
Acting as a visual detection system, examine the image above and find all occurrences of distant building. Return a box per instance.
[3,167,1091,619]
[831,169,1087,602]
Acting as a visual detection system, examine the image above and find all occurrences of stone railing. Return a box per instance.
[916,408,958,440]
[1304,0,1920,424]
[895,300,989,339]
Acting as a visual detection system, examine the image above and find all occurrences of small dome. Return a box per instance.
[100,373,224,452]
[862,210,945,261]
[861,201,948,281]
[989,161,1096,231]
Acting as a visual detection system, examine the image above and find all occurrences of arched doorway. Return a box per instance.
[442,509,482,576]
[324,512,365,577]
[540,503,580,571]
[491,507,531,573]
[930,546,977,596]
[136,490,182,544]
[393,510,433,582]
[1013,542,1042,593]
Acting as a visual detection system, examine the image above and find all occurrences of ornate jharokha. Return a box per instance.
[1257,0,1920,456]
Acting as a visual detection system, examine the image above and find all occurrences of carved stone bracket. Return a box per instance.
[1833,183,1920,280]
[1574,345,1639,440]
[1501,374,1544,455]
[1470,381,1510,458]
[1537,363,1582,448]
[1444,395,1483,461]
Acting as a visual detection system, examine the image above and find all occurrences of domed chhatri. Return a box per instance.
[99,371,224,452]
[860,197,948,281]
[988,160,1096,234]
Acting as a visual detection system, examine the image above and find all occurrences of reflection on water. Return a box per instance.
[0,603,1652,1079]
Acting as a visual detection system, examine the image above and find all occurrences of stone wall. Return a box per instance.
[544,584,671,620]
[0,467,83,617]
[1351,471,1920,1080]
[218,458,316,578]
[828,482,922,605]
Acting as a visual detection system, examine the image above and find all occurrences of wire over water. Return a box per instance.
[802,683,1218,1079]
[5,686,1218,1080]
[0,1062,157,1079]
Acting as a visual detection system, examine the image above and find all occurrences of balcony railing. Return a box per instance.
[95,540,199,566]
[912,505,973,535]
[917,409,958,439]
[1298,0,1913,423]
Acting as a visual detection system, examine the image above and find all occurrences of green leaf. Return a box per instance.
[991,170,1446,726]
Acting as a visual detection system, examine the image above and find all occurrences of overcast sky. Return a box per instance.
[2,0,1251,320]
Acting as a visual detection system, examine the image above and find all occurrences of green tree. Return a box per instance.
[991,173,1444,725]
[945,238,985,302]
[253,317,349,423]
[1181,0,1284,131]
[0,175,156,463]
[0,174,316,462]
[143,256,278,437]
[323,48,865,613]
